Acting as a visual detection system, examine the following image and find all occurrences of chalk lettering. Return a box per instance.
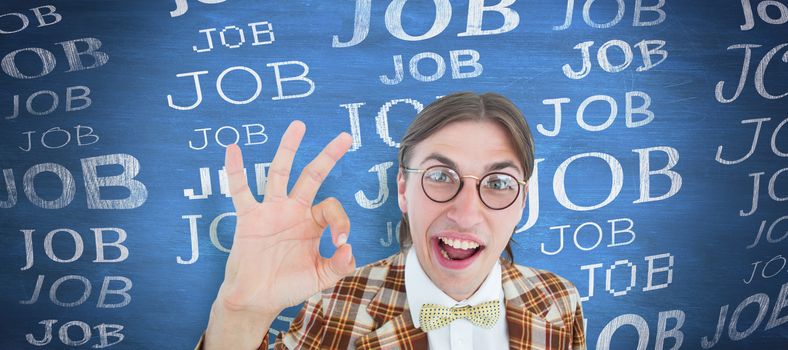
[716,43,788,103]
[580,253,674,301]
[167,61,314,109]
[746,215,788,248]
[716,117,788,164]
[26,320,124,347]
[740,167,788,216]
[0,169,15,208]
[740,0,788,31]
[743,254,787,284]
[520,147,680,231]
[380,221,402,247]
[266,61,315,100]
[701,283,788,347]
[333,0,518,48]
[193,21,274,52]
[643,253,674,292]
[555,0,666,30]
[167,71,208,110]
[515,158,542,233]
[343,98,424,151]
[1,155,147,209]
[537,91,655,136]
[188,123,268,150]
[540,217,636,255]
[57,38,110,73]
[97,276,133,308]
[355,162,393,209]
[562,39,668,79]
[177,212,237,264]
[595,309,684,350]
[0,5,62,35]
[633,146,682,203]
[715,117,771,164]
[459,0,519,36]
[170,0,227,18]
[1,47,55,79]
[178,214,202,264]
[607,259,636,296]
[217,66,262,104]
[25,90,57,115]
[2,38,108,79]
[81,154,148,209]
[554,152,624,210]
[596,314,648,350]
[18,124,100,152]
[380,49,483,85]
[183,163,270,199]
[25,319,56,346]
[20,227,128,270]
[19,274,131,308]
[22,163,76,209]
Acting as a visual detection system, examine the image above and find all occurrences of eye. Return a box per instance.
[424,168,457,183]
[483,174,517,191]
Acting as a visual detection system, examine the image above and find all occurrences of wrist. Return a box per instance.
[204,299,276,350]
[213,297,277,324]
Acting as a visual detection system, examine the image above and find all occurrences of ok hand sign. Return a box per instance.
[207,121,356,349]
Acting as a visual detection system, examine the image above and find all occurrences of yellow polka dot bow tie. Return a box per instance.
[419,300,501,332]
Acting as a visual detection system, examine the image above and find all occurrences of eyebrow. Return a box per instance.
[419,153,523,176]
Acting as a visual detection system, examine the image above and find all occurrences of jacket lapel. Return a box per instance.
[355,252,428,350]
[502,262,569,350]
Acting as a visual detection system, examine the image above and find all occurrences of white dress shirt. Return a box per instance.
[405,248,509,350]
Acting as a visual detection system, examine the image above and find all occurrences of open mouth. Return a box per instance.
[433,236,485,269]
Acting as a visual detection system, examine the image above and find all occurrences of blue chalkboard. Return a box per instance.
[1,0,786,349]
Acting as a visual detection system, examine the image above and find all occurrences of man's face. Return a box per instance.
[397,119,526,300]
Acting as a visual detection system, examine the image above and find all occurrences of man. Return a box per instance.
[198,92,586,349]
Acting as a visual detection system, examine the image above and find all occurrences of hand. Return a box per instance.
[216,120,356,317]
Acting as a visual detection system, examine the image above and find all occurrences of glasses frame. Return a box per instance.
[402,165,528,210]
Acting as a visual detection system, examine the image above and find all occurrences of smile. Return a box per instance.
[432,235,485,270]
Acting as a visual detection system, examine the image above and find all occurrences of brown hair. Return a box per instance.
[397,92,535,264]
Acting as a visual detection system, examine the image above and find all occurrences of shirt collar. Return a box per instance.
[404,248,503,329]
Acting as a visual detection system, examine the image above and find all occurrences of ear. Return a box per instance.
[397,168,408,214]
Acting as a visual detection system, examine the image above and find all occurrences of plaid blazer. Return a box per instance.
[198,251,586,350]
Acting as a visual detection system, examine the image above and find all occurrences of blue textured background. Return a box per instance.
[0,0,786,349]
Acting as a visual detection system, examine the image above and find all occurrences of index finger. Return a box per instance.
[290,132,352,206]
[225,144,257,214]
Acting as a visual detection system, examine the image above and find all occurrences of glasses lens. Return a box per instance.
[480,173,520,209]
[422,166,460,202]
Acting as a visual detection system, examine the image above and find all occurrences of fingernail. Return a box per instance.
[337,234,347,246]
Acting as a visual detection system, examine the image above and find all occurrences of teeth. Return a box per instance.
[439,237,480,250]
[441,248,451,260]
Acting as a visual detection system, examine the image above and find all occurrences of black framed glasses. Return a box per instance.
[402,165,527,210]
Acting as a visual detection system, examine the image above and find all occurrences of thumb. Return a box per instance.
[317,244,355,290]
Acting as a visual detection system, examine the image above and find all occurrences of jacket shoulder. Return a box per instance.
[510,262,579,291]
[504,262,583,317]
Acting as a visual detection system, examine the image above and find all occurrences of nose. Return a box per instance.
[445,178,485,228]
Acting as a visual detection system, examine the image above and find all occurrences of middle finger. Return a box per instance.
[264,121,306,202]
